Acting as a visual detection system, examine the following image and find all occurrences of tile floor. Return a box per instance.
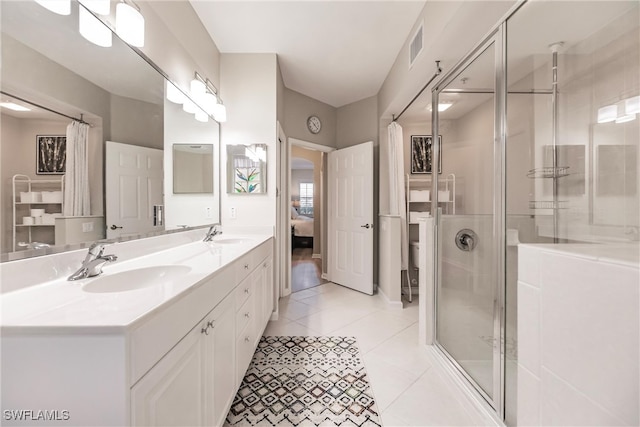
[265,282,499,426]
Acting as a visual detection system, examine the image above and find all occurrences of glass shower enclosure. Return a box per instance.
[429,1,639,424]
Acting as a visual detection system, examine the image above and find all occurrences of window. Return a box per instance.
[299,183,313,216]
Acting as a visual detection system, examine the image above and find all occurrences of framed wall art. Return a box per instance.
[411,135,442,174]
[36,135,66,175]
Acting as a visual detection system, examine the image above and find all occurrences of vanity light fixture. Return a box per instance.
[190,78,206,97]
[203,92,218,115]
[80,0,110,15]
[615,114,636,124]
[0,102,31,112]
[116,0,145,47]
[35,0,71,15]
[166,81,186,104]
[192,72,227,122]
[79,7,112,47]
[597,104,617,123]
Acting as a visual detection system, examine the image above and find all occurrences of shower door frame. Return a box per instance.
[430,22,509,418]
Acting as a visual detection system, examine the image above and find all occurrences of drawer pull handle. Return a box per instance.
[263,263,267,268]
[244,336,250,343]
[244,264,249,270]
[244,288,249,294]
[244,312,250,318]
[207,321,215,329]
[201,326,209,335]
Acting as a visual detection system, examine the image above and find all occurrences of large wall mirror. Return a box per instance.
[0,0,220,261]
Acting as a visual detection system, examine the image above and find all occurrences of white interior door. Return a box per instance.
[328,141,374,295]
[105,141,163,239]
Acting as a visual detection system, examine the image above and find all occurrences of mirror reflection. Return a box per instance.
[173,145,214,194]
[227,144,267,194]
[0,0,220,260]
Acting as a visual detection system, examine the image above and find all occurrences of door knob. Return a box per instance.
[110,224,123,230]
[360,224,372,229]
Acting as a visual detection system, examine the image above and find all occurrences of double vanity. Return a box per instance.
[1,230,274,426]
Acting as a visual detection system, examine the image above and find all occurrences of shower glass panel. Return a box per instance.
[435,40,498,402]
[505,2,639,424]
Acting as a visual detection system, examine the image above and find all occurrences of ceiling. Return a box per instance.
[190,1,426,108]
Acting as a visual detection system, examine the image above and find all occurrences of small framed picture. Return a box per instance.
[411,135,442,174]
[36,135,66,175]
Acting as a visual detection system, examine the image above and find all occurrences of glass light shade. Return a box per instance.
[625,96,640,116]
[190,79,206,96]
[166,82,185,104]
[213,103,227,122]
[79,7,112,47]
[195,109,209,123]
[116,2,145,47]
[35,0,71,15]
[80,0,110,15]
[615,114,636,124]
[183,99,197,114]
[203,92,217,115]
[597,104,617,123]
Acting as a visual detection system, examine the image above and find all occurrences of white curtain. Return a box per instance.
[387,121,408,270]
[63,121,91,216]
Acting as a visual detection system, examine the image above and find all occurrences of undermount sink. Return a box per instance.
[82,265,192,293]
[211,238,249,245]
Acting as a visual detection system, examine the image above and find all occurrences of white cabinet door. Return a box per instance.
[261,257,274,326]
[131,320,207,426]
[208,296,236,427]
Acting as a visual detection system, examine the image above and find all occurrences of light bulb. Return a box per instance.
[116,2,145,47]
[190,79,206,96]
[79,7,112,47]
[35,0,71,15]
[203,92,217,115]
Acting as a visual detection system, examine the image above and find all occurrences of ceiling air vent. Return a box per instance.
[409,23,423,68]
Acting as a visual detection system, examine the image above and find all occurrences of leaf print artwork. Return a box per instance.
[37,135,66,175]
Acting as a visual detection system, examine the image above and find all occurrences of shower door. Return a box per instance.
[432,31,504,410]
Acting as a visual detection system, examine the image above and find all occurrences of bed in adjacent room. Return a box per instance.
[291,207,314,249]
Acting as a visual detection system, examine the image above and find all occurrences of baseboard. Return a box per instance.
[378,286,403,309]
[312,253,322,259]
[321,273,329,280]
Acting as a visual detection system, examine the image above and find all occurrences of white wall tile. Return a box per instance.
[517,244,540,288]
[540,253,639,425]
[517,281,541,376]
[517,365,540,426]
[540,368,626,426]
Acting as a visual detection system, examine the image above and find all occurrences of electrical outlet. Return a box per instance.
[230,206,237,219]
[82,222,93,233]
[204,206,213,219]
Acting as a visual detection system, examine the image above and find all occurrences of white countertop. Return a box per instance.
[0,234,271,333]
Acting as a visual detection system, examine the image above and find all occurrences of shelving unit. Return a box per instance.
[527,166,570,211]
[12,174,64,251]
[406,173,456,222]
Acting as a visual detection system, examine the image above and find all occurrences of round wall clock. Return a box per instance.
[307,115,322,134]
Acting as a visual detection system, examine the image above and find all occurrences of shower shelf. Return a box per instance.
[528,200,568,210]
[526,166,570,179]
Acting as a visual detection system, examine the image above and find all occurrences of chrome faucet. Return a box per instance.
[68,243,118,281]
[203,225,222,242]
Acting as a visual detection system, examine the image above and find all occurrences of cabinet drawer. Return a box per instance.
[234,276,252,310]
[235,294,254,338]
[236,319,256,383]
[235,253,253,284]
[251,240,271,266]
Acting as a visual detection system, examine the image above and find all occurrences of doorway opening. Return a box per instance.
[290,146,327,293]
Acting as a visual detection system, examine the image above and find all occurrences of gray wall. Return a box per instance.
[283,88,336,148]
[336,95,378,149]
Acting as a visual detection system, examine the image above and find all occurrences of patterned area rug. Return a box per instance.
[225,336,381,426]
